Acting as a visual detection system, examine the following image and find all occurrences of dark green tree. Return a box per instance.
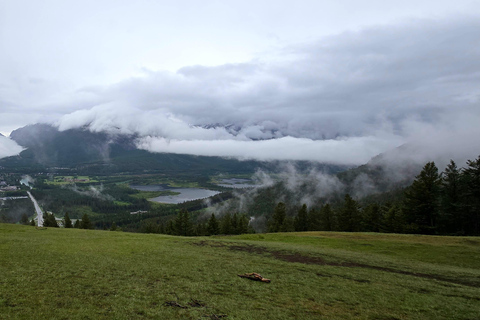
[381,204,406,233]
[64,212,73,228]
[80,213,92,229]
[319,203,334,231]
[294,204,309,231]
[269,202,286,232]
[74,219,80,228]
[221,213,233,235]
[110,222,117,231]
[231,213,239,234]
[338,194,361,232]
[174,209,192,236]
[439,160,463,233]
[30,219,36,226]
[43,212,58,228]
[20,213,30,225]
[362,203,382,232]
[237,214,249,234]
[307,207,321,231]
[462,155,480,235]
[403,162,441,234]
[207,213,220,235]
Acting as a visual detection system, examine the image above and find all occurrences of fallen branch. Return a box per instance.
[203,314,228,319]
[164,301,187,309]
[237,272,271,283]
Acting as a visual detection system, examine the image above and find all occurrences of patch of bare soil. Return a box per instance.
[193,241,479,288]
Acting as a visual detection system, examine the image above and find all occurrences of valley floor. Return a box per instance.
[0,224,479,319]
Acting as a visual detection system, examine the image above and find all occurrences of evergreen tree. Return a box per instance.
[231,213,239,234]
[165,219,175,235]
[174,209,192,236]
[462,155,480,235]
[440,160,463,233]
[64,212,73,228]
[207,213,220,235]
[110,222,117,231]
[294,204,309,231]
[403,162,441,234]
[381,204,406,233]
[338,194,361,232]
[307,207,321,231]
[319,203,334,231]
[43,212,59,228]
[269,202,286,232]
[20,213,30,225]
[30,219,36,226]
[80,213,92,229]
[362,203,382,232]
[220,213,233,234]
[237,214,249,234]
[74,219,80,228]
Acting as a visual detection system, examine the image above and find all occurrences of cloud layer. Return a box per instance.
[0,135,24,159]
[51,18,480,164]
[1,17,479,164]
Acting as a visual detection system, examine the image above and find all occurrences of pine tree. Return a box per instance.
[207,214,220,235]
[269,202,286,232]
[381,204,406,233]
[231,213,239,234]
[165,219,175,235]
[440,160,462,233]
[338,194,361,232]
[307,207,321,231]
[362,203,382,232]
[237,214,249,234]
[220,213,233,235]
[20,213,29,225]
[462,155,480,235]
[64,212,73,228]
[30,219,36,226]
[43,212,58,228]
[80,213,92,229]
[294,204,309,231]
[403,162,441,234]
[174,209,192,236]
[319,203,334,231]
[110,222,117,231]
[74,219,80,228]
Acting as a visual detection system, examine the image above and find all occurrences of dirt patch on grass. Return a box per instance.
[193,241,479,288]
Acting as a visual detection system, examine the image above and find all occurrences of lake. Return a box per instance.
[216,178,257,189]
[130,184,220,204]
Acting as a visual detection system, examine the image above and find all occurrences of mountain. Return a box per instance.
[2,124,346,175]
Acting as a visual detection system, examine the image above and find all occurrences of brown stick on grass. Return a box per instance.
[237,272,271,283]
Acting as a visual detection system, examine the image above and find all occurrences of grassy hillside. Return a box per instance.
[1,224,479,319]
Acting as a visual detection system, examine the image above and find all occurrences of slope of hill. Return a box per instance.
[1,224,479,319]
[2,124,347,175]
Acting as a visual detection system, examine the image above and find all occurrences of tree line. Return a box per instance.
[267,156,480,236]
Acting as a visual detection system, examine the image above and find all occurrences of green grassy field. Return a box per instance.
[1,224,479,319]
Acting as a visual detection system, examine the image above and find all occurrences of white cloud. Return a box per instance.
[0,135,24,159]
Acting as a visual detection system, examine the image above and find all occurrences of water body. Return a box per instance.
[217,178,257,189]
[130,184,220,204]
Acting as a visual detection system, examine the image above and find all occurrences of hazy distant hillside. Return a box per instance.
[2,124,347,175]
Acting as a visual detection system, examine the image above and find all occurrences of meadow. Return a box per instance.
[1,224,479,319]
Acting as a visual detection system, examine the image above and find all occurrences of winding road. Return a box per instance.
[27,191,43,227]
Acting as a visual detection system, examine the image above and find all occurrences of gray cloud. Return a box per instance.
[49,17,480,164]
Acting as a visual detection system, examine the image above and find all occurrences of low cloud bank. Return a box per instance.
[0,135,23,159]
[136,135,403,165]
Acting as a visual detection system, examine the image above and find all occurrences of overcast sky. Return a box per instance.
[1,0,480,164]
